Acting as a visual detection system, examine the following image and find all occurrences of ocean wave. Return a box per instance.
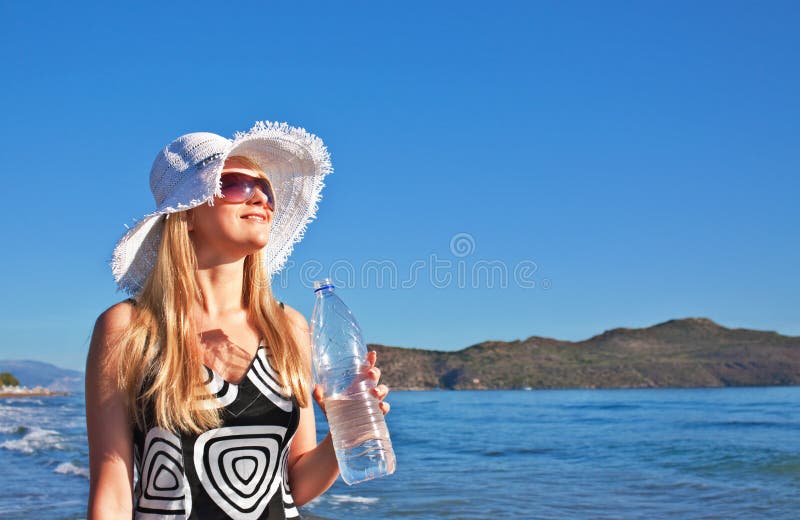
[481,447,553,457]
[0,425,29,435]
[3,398,45,406]
[327,494,379,505]
[55,462,90,479]
[0,426,64,454]
[565,402,641,411]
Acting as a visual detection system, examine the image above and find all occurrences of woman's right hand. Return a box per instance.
[310,350,391,419]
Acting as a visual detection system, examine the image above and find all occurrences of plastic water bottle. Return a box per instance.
[310,278,396,485]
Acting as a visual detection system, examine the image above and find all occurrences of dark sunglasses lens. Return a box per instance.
[220,173,275,209]
[220,174,253,203]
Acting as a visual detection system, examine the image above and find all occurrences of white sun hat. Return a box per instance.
[111,121,332,295]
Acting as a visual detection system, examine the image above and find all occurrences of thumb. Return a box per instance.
[312,384,327,416]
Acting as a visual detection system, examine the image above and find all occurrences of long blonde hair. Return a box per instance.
[116,159,309,434]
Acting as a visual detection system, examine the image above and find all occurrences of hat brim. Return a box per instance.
[111,121,332,295]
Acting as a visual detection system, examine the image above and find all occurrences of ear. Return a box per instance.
[187,209,195,232]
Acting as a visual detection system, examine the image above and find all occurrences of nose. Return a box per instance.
[248,184,275,211]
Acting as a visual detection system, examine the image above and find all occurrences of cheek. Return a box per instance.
[190,205,230,238]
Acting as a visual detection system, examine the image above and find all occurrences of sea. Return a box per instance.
[1,387,798,519]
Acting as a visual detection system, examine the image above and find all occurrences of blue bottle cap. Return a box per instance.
[313,278,335,292]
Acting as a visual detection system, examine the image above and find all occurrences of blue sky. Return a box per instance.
[1,1,797,371]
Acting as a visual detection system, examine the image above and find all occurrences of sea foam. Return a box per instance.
[0,425,28,434]
[55,462,90,479]
[328,494,380,505]
[0,427,63,454]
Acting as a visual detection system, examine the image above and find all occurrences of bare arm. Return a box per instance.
[85,302,136,518]
[282,304,390,507]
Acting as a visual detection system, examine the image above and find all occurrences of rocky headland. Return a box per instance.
[370,318,800,390]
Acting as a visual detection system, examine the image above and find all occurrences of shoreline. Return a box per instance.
[390,383,800,392]
[0,385,69,398]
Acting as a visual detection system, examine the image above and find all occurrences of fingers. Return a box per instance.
[372,383,390,415]
[368,366,381,383]
[371,384,389,400]
[366,352,388,415]
[366,350,377,368]
[365,350,380,383]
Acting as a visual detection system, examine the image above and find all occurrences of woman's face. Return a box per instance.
[188,157,274,264]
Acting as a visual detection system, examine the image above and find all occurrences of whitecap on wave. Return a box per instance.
[0,425,28,434]
[55,462,90,479]
[0,426,63,454]
[3,399,45,406]
[328,494,379,505]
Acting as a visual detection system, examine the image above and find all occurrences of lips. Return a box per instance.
[241,213,268,222]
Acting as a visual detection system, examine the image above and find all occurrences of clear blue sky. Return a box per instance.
[1,1,797,371]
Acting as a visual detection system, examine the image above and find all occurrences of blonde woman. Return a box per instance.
[85,122,390,519]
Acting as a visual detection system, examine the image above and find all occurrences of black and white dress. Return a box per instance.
[131,304,302,519]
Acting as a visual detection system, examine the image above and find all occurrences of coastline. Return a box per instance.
[390,384,800,392]
[0,385,68,398]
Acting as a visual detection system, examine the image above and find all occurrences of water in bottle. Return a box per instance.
[311,278,396,485]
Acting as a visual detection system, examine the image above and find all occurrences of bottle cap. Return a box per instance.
[313,278,335,292]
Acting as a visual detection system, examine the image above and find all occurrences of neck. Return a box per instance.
[194,256,246,318]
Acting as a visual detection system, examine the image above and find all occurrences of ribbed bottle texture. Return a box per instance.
[311,279,396,485]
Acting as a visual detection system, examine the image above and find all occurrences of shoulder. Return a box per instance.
[279,301,309,332]
[94,299,137,337]
[88,300,138,363]
[278,301,311,355]
[86,300,140,403]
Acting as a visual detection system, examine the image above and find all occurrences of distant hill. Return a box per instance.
[370,318,800,390]
[0,360,84,392]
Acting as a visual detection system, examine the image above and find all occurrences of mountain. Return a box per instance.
[370,318,800,390]
[0,360,84,392]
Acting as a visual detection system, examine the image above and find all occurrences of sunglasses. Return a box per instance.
[219,172,275,210]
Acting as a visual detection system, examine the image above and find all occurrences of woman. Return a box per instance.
[85,122,390,518]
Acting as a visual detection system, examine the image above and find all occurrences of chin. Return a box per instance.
[249,237,270,250]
